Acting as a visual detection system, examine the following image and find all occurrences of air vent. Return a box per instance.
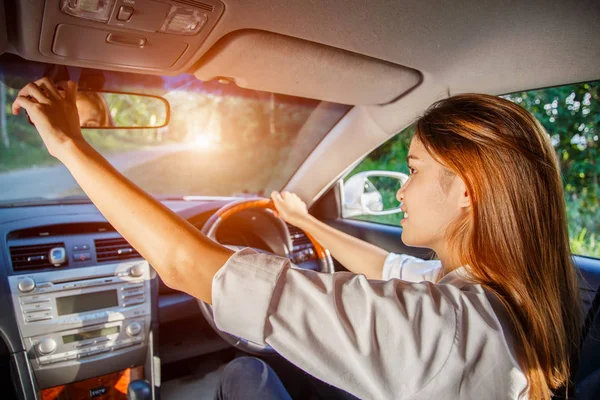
[287,224,312,249]
[95,237,141,263]
[10,242,66,271]
[286,224,317,263]
[175,0,214,12]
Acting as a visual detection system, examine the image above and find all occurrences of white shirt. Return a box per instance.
[212,249,529,399]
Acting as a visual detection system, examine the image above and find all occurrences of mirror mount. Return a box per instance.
[43,64,70,84]
[78,68,106,91]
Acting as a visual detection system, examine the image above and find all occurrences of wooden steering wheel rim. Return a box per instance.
[213,198,328,260]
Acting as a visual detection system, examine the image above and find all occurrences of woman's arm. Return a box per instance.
[212,249,462,400]
[271,191,389,279]
[12,79,233,303]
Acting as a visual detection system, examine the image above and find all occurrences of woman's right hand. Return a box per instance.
[271,191,310,228]
[11,78,84,160]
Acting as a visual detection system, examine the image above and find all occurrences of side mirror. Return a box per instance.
[76,90,169,129]
[341,171,408,218]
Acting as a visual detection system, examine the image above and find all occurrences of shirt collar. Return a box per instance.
[437,265,472,286]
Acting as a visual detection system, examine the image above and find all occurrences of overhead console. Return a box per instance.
[37,0,224,72]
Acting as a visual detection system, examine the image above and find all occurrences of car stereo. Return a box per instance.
[8,259,152,387]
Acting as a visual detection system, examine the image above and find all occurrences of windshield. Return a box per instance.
[0,56,350,204]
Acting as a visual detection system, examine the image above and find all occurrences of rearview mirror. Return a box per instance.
[341,171,408,218]
[76,90,169,129]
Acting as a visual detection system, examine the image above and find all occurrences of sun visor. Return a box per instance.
[194,30,421,105]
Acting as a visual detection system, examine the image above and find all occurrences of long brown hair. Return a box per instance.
[414,93,581,399]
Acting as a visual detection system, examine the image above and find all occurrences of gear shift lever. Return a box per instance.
[127,379,152,400]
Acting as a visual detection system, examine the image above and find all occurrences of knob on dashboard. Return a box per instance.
[129,264,144,277]
[126,322,142,337]
[37,338,57,355]
[18,278,36,293]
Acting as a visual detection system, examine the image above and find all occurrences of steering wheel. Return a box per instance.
[198,198,335,355]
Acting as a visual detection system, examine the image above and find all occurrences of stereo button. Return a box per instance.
[23,303,51,312]
[21,298,50,305]
[122,289,144,298]
[123,296,144,307]
[27,314,53,323]
[24,307,51,314]
[123,283,144,290]
[76,340,94,348]
[126,321,142,337]
[18,278,35,293]
[88,348,110,356]
[72,252,91,261]
[129,264,144,277]
[37,339,57,355]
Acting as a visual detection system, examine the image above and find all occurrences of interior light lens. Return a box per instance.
[61,0,116,22]
[160,5,208,35]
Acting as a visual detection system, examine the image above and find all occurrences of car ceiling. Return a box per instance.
[2,1,598,104]
[1,0,599,204]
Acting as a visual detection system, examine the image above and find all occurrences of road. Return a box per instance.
[0,143,189,201]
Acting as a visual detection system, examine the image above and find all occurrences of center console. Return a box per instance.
[8,260,152,389]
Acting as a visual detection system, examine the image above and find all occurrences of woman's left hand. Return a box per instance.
[11,78,84,160]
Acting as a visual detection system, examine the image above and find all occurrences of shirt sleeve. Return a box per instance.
[212,248,460,400]
[382,252,443,282]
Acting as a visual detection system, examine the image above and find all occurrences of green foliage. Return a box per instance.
[346,82,599,258]
[503,82,599,214]
[506,82,599,258]
[103,93,167,127]
[0,86,58,171]
[0,141,56,171]
[346,125,414,180]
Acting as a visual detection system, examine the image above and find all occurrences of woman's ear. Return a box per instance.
[457,179,471,209]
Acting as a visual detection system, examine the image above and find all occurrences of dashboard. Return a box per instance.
[0,198,318,396]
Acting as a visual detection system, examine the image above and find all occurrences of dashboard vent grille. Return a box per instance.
[287,224,312,248]
[286,224,316,263]
[95,237,141,263]
[175,1,214,12]
[10,242,66,271]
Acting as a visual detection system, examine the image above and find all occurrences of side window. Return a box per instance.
[504,81,599,259]
[344,81,599,258]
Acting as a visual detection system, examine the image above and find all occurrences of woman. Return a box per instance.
[75,90,114,128]
[12,79,580,399]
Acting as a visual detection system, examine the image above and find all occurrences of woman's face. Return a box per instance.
[396,138,469,250]
[76,97,104,128]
